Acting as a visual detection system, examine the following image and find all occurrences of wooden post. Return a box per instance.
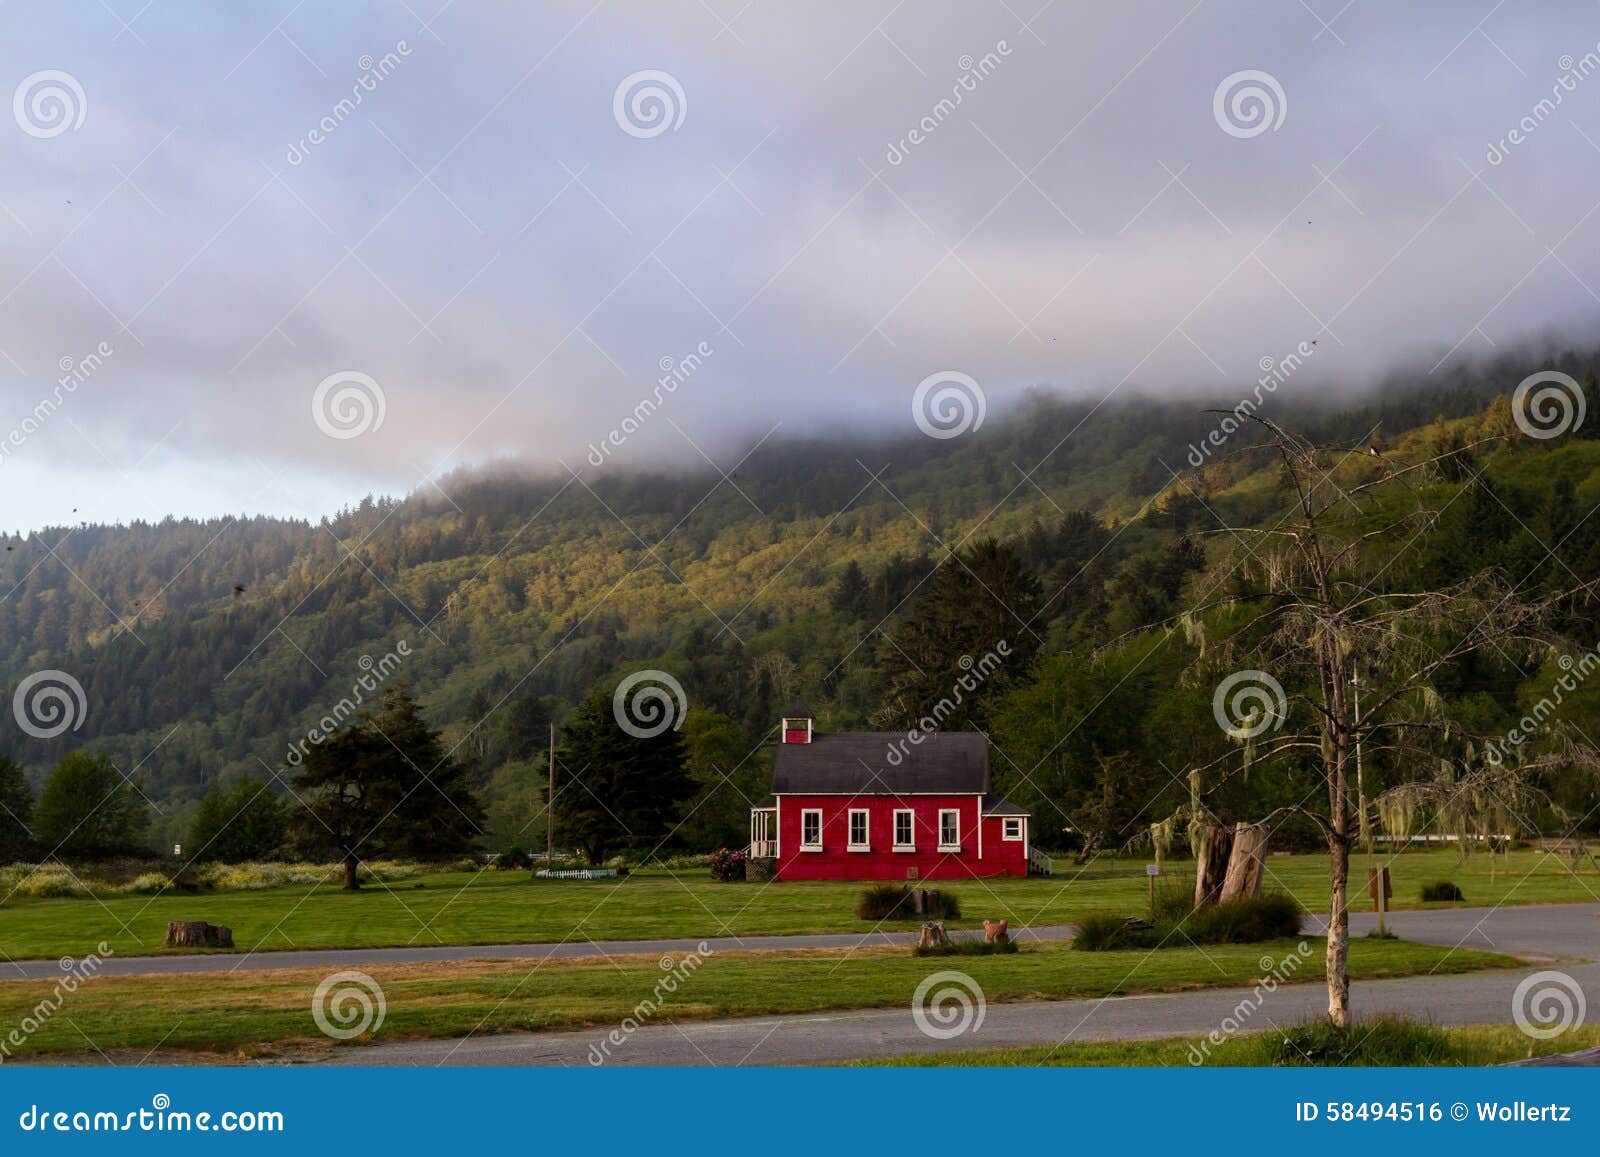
[546,722,555,867]
[1194,825,1234,909]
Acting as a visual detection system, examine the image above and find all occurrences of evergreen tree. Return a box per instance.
[878,538,1041,730]
[555,685,695,864]
[829,560,870,616]
[0,753,34,860]
[187,777,287,862]
[291,685,484,887]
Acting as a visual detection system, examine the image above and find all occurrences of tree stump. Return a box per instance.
[1219,822,1269,901]
[1193,824,1234,908]
[165,921,233,949]
[916,920,950,949]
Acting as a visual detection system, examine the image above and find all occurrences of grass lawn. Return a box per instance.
[0,937,1514,1060]
[852,1023,1600,1067]
[1,848,1595,961]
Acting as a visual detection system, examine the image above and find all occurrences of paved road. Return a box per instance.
[0,925,1078,981]
[313,902,1595,1067]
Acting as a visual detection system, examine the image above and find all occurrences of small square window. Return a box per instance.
[800,809,822,851]
[848,809,870,850]
[893,809,915,850]
[1002,817,1023,841]
[938,809,961,851]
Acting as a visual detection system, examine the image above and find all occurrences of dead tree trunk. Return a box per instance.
[342,849,360,891]
[1193,825,1234,908]
[165,921,233,949]
[1219,822,1268,901]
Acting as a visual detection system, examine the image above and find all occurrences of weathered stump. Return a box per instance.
[165,921,233,949]
[916,920,950,949]
[1219,822,1269,901]
[1193,824,1234,908]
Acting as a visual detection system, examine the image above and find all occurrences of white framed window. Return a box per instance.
[892,809,915,851]
[938,808,961,851]
[848,808,870,851]
[1002,817,1023,841]
[800,808,823,851]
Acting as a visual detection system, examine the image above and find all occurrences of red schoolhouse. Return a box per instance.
[748,702,1031,881]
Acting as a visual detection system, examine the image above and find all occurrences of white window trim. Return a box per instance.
[937,808,962,852]
[847,808,871,852]
[799,808,823,852]
[892,808,916,852]
[1002,817,1023,841]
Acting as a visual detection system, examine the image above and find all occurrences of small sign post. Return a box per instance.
[1146,862,1160,910]
[1366,866,1391,936]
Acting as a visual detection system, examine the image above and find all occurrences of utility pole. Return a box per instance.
[546,721,555,867]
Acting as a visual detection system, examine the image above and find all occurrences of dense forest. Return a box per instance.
[5,345,1600,856]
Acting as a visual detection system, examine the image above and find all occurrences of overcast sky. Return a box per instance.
[3,1,1600,531]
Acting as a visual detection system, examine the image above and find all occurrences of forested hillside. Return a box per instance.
[5,347,1600,853]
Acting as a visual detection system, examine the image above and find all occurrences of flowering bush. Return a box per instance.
[708,847,746,882]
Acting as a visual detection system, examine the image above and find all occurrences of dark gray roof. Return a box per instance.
[771,731,991,795]
[982,795,1031,817]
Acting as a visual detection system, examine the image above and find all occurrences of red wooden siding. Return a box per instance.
[774,795,1025,880]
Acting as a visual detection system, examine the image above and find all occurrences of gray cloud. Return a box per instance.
[3,0,1600,530]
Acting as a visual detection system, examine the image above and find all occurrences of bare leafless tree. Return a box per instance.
[1166,415,1598,1026]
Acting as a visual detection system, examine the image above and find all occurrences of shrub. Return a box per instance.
[855,885,960,920]
[1074,893,1302,951]
[913,935,1019,957]
[497,847,531,870]
[1420,880,1464,902]
[708,848,746,882]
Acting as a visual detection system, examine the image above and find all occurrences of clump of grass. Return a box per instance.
[1073,893,1302,951]
[855,884,960,921]
[1420,880,1464,902]
[913,933,1019,958]
[1242,1015,1461,1066]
